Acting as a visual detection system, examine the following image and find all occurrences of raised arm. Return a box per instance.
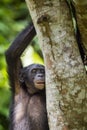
[5,23,36,93]
[6,23,36,59]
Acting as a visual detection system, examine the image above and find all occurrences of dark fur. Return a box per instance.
[5,23,49,130]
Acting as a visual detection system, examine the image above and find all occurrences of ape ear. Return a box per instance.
[19,66,29,83]
[19,72,24,83]
[19,67,27,83]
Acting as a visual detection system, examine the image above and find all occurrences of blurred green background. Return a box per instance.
[0,0,43,130]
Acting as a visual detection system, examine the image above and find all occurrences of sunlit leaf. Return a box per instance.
[21,46,44,67]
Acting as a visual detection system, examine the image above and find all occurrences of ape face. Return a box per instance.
[20,64,45,94]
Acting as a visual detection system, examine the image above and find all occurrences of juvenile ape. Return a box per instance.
[5,23,49,130]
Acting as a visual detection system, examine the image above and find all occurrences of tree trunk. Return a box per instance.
[72,0,87,55]
[25,0,87,129]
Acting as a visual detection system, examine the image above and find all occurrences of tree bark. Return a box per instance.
[25,0,87,129]
[72,0,87,55]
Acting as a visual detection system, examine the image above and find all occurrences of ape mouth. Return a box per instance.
[36,81,45,85]
[35,81,45,90]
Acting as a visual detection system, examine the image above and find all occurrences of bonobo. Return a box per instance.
[5,23,49,130]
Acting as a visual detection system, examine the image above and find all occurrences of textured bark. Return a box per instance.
[72,0,87,54]
[25,0,87,129]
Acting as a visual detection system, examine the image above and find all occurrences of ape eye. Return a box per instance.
[40,69,45,73]
[32,69,37,73]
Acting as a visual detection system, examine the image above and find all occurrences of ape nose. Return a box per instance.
[38,74,43,77]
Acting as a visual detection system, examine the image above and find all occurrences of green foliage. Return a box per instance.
[0,0,43,130]
[21,36,44,67]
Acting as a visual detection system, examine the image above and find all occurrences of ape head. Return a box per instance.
[19,64,45,94]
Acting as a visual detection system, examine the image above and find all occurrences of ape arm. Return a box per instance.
[5,23,36,94]
[6,23,36,59]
